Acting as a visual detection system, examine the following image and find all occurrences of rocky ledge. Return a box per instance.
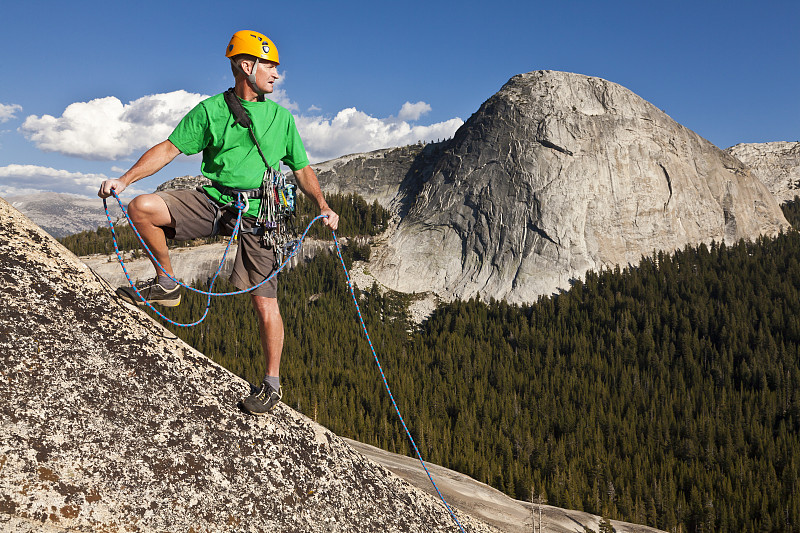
[0,196,494,532]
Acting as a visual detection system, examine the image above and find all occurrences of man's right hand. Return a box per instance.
[98,178,127,199]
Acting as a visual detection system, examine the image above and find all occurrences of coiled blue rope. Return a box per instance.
[103,190,323,327]
[103,190,467,531]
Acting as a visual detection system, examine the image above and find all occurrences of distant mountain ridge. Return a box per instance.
[155,173,209,191]
[5,192,125,238]
[2,175,205,240]
[311,143,446,211]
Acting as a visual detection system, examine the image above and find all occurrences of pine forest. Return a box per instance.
[62,194,800,533]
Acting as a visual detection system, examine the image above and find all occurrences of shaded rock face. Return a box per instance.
[312,143,445,214]
[366,70,788,303]
[0,197,493,532]
[725,142,800,204]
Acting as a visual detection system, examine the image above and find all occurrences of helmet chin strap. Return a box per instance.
[234,57,267,101]
[247,57,263,93]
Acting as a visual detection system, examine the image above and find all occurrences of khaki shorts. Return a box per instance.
[155,189,278,298]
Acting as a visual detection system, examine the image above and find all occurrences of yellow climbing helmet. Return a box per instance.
[225,30,279,64]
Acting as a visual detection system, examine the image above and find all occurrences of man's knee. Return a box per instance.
[129,194,172,226]
[252,295,281,320]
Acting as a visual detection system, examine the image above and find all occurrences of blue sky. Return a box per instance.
[0,0,797,199]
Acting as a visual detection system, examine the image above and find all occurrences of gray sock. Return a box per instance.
[264,375,280,391]
[158,275,178,290]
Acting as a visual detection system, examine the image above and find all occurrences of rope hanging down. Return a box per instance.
[103,191,468,532]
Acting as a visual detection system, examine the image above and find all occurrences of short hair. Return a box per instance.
[230,54,258,79]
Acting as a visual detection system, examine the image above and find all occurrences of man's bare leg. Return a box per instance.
[241,295,284,414]
[251,295,284,377]
[113,193,182,307]
[127,193,176,277]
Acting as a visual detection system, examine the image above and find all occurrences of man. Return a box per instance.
[98,30,339,415]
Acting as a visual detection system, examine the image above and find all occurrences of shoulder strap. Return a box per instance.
[223,88,252,129]
[222,88,269,168]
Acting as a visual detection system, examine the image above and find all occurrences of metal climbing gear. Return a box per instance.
[254,166,297,263]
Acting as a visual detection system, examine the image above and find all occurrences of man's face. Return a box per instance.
[255,60,279,93]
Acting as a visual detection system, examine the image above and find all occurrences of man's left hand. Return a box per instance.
[321,207,339,231]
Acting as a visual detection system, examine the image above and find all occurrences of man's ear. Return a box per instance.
[239,59,255,76]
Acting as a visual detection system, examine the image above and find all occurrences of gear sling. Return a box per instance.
[201,88,297,261]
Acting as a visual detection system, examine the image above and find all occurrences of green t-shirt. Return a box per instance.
[168,92,309,218]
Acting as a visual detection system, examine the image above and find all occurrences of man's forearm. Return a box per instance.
[120,140,181,186]
[292,165,329,210]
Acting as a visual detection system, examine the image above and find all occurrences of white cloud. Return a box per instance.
[296,108,463,163]
[261,79,462,162]
[397,101,432,121]
[0,103,22,123]
[0,164,148,198]
[14,84,463,182]
[20,91,208,160]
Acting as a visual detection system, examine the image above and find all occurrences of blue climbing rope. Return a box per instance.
[331,235,468,532]
[104,190,467,531]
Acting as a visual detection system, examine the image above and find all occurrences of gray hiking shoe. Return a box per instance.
[241,381,283,415]
[116,277,181,307]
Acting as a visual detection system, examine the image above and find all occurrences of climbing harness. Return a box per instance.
[102,191,467,531]
[200,169,298,264]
